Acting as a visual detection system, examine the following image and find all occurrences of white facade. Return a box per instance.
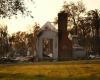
[36,22,58,60]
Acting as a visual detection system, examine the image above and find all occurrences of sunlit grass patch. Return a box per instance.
[0,61,100,80]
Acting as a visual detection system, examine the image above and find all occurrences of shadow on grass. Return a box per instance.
[0,73,99,80]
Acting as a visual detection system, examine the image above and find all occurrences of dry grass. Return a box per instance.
[0,60,100,80]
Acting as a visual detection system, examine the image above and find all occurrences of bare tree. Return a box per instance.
[62,1,86,35]
[53,1,86,34]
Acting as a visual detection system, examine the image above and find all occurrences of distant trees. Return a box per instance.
[0,25,9,57]
[9,31,28,57]
[77,9,100,54]
[7,23,41,57]
[0,23,41,58]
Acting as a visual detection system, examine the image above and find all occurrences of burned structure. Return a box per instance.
[36,11,73,61]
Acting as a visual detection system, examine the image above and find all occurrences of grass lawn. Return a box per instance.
[0,60,100,80]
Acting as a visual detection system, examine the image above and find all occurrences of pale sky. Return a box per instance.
[0,0,100,34]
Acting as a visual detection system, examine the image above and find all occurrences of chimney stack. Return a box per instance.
[58,11,72,60]
[58,11,68,31]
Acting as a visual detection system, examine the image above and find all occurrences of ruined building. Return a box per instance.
[36,11,72,61]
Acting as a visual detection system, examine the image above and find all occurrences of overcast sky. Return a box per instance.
[0,0,100,34]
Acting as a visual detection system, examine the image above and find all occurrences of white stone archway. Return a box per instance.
[36,22,58,60]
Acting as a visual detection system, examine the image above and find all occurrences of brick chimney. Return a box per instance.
[58,11,72,60]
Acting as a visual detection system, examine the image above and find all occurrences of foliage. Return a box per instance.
[0,0,34,18]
